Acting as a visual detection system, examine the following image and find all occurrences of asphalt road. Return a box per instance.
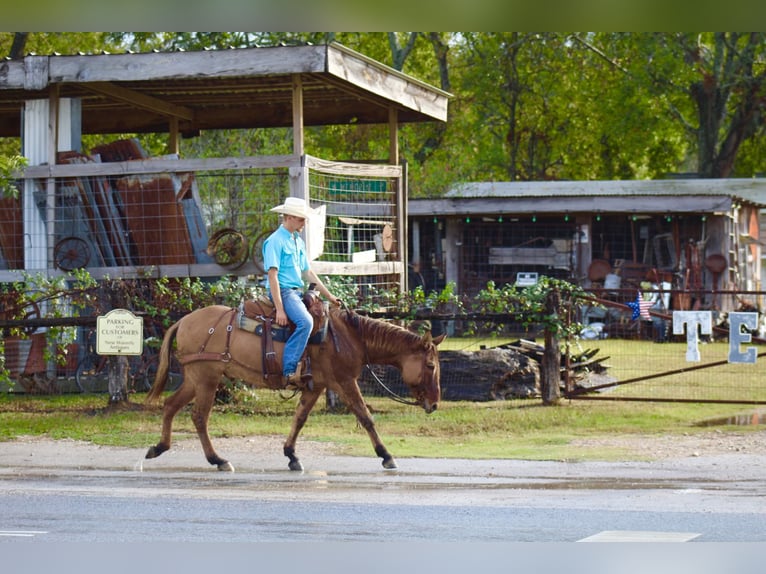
[1,437,765,546]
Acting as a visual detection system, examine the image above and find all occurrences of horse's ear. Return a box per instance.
[422,332,446,346]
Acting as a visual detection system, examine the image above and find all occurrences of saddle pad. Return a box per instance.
[238,313,327,345]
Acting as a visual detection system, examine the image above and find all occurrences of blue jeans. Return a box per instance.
[274,288,312,376]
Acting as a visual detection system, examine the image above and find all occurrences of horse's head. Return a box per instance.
[400,331,446,414]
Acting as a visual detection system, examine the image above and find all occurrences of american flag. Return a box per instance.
[627,291,653,320]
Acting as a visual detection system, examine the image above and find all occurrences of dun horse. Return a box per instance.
[145,304,444,471]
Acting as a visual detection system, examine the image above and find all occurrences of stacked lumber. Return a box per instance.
[49,138,209,269]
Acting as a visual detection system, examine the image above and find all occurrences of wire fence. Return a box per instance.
[356,294,766,405]
[2,293,766,404]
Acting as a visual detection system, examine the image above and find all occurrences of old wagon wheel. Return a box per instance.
[54,236,91,271]
[250,229,275,275]
[207,228,249,269]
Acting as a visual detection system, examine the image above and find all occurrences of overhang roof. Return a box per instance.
[409,179,766,217]
[0,42,450,138]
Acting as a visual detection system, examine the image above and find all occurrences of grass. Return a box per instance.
[0,387,761,462]
[1,337,764,462]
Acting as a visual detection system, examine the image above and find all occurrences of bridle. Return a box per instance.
[343,306,434,407]
[364,363,420,407]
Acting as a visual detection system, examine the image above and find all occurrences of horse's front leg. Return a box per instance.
[283,388,322,471]
[339,382,397,470]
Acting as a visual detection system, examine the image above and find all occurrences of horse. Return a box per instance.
[144,304,445,472]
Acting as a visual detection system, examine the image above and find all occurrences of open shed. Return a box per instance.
[0,42,450,292]
[408,179,766,314]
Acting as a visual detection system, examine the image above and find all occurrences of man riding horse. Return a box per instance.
[262,197,340,391]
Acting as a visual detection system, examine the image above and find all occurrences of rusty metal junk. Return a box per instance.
[0,138,212,271]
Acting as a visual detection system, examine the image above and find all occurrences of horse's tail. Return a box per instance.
[145,319,181,405]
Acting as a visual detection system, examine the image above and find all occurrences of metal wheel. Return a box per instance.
[54,236,91,271]
[251,229,275,275]
[207,228,249,268]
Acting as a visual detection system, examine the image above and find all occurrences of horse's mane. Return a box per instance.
[338,309,423,353]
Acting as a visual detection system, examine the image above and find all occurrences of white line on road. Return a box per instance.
[579,530,701,542]
[0,530,48,537]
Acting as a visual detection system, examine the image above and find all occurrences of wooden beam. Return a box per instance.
[388,107,399,164]
[292,74,304,156]
[80,81,194,121]
[168,116,179,155]
[23,154,303,179]
[326,43,450,122]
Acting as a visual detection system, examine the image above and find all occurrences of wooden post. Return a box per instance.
[168,116,179,155]
[541,288,561,405]
[105,283,129,404]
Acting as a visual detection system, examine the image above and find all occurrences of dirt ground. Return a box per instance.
[570,428,766,460]
[2,428,766,470]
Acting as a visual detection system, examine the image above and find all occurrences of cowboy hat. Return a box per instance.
[270,197,316,218]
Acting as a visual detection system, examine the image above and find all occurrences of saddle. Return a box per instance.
[238,287,329,381]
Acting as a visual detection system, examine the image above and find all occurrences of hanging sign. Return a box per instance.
[96,309,143,356]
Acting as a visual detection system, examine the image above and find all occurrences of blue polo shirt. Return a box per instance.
[262,225,309,291]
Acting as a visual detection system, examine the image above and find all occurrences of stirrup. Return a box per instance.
[284,366,313,392]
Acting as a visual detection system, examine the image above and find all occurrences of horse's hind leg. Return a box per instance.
[283,388,322,471]
[190,383,234,472]
[145,382,196,460]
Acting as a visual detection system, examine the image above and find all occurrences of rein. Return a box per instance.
[363,363,419,407]
[344,306,419,407]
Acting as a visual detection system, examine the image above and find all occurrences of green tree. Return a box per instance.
[0,32,118,59]
[585,33,766,178]
[676,32,766,178]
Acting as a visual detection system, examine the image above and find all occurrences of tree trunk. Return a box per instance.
[9,33,29,60]
[541,289,561,405]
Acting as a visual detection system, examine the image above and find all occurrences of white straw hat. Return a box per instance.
[270,197,316,218]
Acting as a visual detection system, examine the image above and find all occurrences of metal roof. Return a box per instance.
[409,179,766,217]
[446,179,766,201]
[0,42,450,138]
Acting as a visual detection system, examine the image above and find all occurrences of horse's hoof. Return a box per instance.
[382,457,398,470]
[288,460,304,472]
[145,444,166,459]
[217,461,235,472]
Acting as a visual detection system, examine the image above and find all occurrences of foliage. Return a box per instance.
[336,274,587,342]
[0,155,27,199]
[0,271,263,385]
[0,32,118,58]
[3,31,766,188]
[462,276,588,339]
[0,269,98,389]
